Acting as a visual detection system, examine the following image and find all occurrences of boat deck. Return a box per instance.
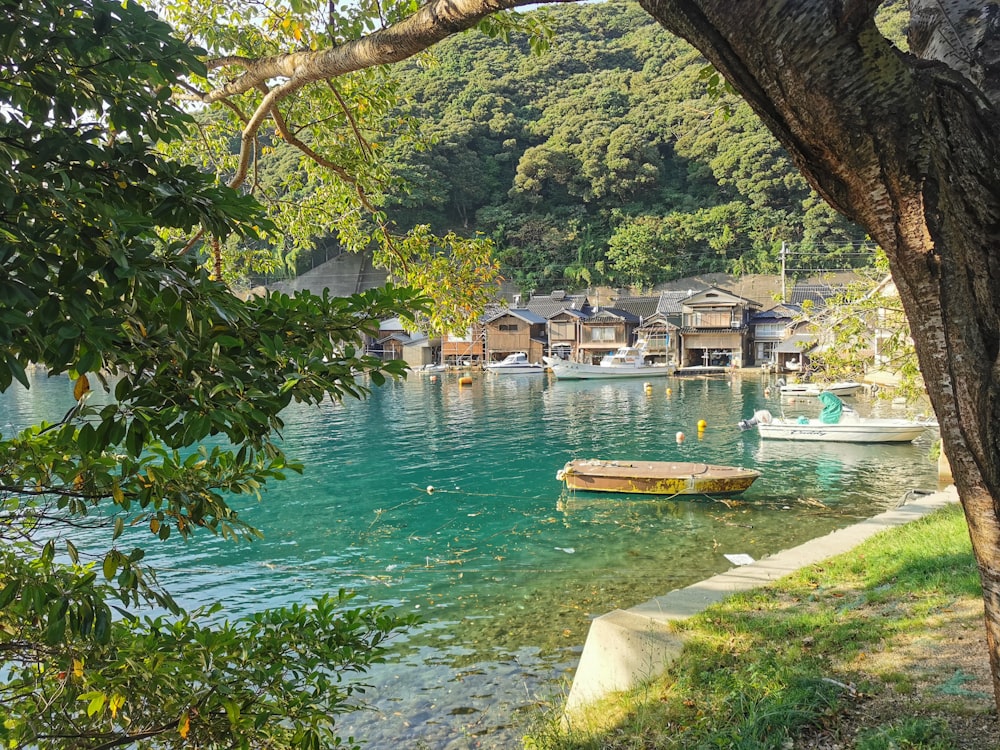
[557,459,760,496]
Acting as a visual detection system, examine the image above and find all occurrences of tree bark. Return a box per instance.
[634,0,1000,708]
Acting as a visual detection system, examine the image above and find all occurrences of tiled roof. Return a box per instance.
[751,304,799,323]
[525,291,590,318]
[585,307,640,324]
[484,307,548,325]
[611,295,660,319]
[546,308,589,320]
[790,284,845,307]
[656,290,691,314]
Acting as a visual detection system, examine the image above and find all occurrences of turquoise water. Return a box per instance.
[1,371,941,748]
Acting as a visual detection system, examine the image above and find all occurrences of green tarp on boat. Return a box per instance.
[818,391,844,424]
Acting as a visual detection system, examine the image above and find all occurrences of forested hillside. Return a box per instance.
[287,0,908,293]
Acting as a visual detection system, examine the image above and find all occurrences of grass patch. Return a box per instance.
[525,503,994,749]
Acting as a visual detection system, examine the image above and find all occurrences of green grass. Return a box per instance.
[524,504,985,750]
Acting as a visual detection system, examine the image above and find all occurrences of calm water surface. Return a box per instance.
[1,371,941,749]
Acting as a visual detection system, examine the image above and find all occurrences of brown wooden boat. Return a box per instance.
[556,459,761,496]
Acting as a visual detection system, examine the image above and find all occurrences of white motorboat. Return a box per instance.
[484,352,544,374]
[778,380,864,397]
[747,414,929,442]
[543,342,672,380]
[412,363,447,374]
[738,393,932,443]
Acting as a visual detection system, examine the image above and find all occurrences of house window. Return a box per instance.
[686,310,735,328]
[589,326,617,341]
[499,323,519,332]
[550,321,575,339]
[645,331,669,350]
[755,323,785,338]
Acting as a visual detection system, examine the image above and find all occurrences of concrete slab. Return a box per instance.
[564,486,960,714]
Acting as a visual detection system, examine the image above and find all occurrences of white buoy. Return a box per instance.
[676,431,685,443]
[426,485,435,494]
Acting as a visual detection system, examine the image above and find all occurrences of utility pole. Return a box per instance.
[780,241,787,302]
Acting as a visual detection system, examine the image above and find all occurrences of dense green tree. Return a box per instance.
[605,215,670,286]
[372,2,872,290]
[0,1,420,747]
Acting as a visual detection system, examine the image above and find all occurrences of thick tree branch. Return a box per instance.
[200,0,557,101]
[187,0,573,206]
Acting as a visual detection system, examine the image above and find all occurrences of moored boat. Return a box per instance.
[778,380,864,397]
[556,459,761,496]
[543,341,671,380]
[484,352,545,374]
[738,393,933,443]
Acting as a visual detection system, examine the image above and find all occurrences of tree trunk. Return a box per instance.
[635,0,1000,709]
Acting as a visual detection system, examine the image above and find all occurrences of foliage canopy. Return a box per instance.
[0,1,421,747]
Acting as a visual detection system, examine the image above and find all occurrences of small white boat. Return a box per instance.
[778,380,864,397]
[413,363,447,374]
[543,342,671,380]
[485,352,544,374]
[738,402,931,443]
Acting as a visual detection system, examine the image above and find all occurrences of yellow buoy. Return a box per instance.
[459,375,473,386]
[666,387,672,395]
[697,419,707,430]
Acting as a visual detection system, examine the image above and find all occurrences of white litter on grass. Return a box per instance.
[724,553,755,566]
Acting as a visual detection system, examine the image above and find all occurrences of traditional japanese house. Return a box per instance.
[483,308,548,364]
[576,308,639,364]
[678,287,761,368]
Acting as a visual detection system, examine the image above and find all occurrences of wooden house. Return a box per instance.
[576,308,639,363]
[483,308,547,364]
[677,287,760,368]
[441,325,485,366]
[749,304,800,370]
[635,312,679,366]
[545,308,588,361]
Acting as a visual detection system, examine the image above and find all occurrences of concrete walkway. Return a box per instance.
[564,485,960,714]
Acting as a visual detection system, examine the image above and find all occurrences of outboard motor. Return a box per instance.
[738,409,773,431]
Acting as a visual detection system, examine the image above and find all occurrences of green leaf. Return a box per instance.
[0,579,21,608]
[102,553,118,581]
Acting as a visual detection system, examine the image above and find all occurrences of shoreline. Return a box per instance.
[564,484,960,714]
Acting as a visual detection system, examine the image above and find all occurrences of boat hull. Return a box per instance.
[556,459,760,496]
[779,381,863,397]
[545,360,672,380]
[757,419,927,443]
[485,353,545,374]
[485,364,545,374]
